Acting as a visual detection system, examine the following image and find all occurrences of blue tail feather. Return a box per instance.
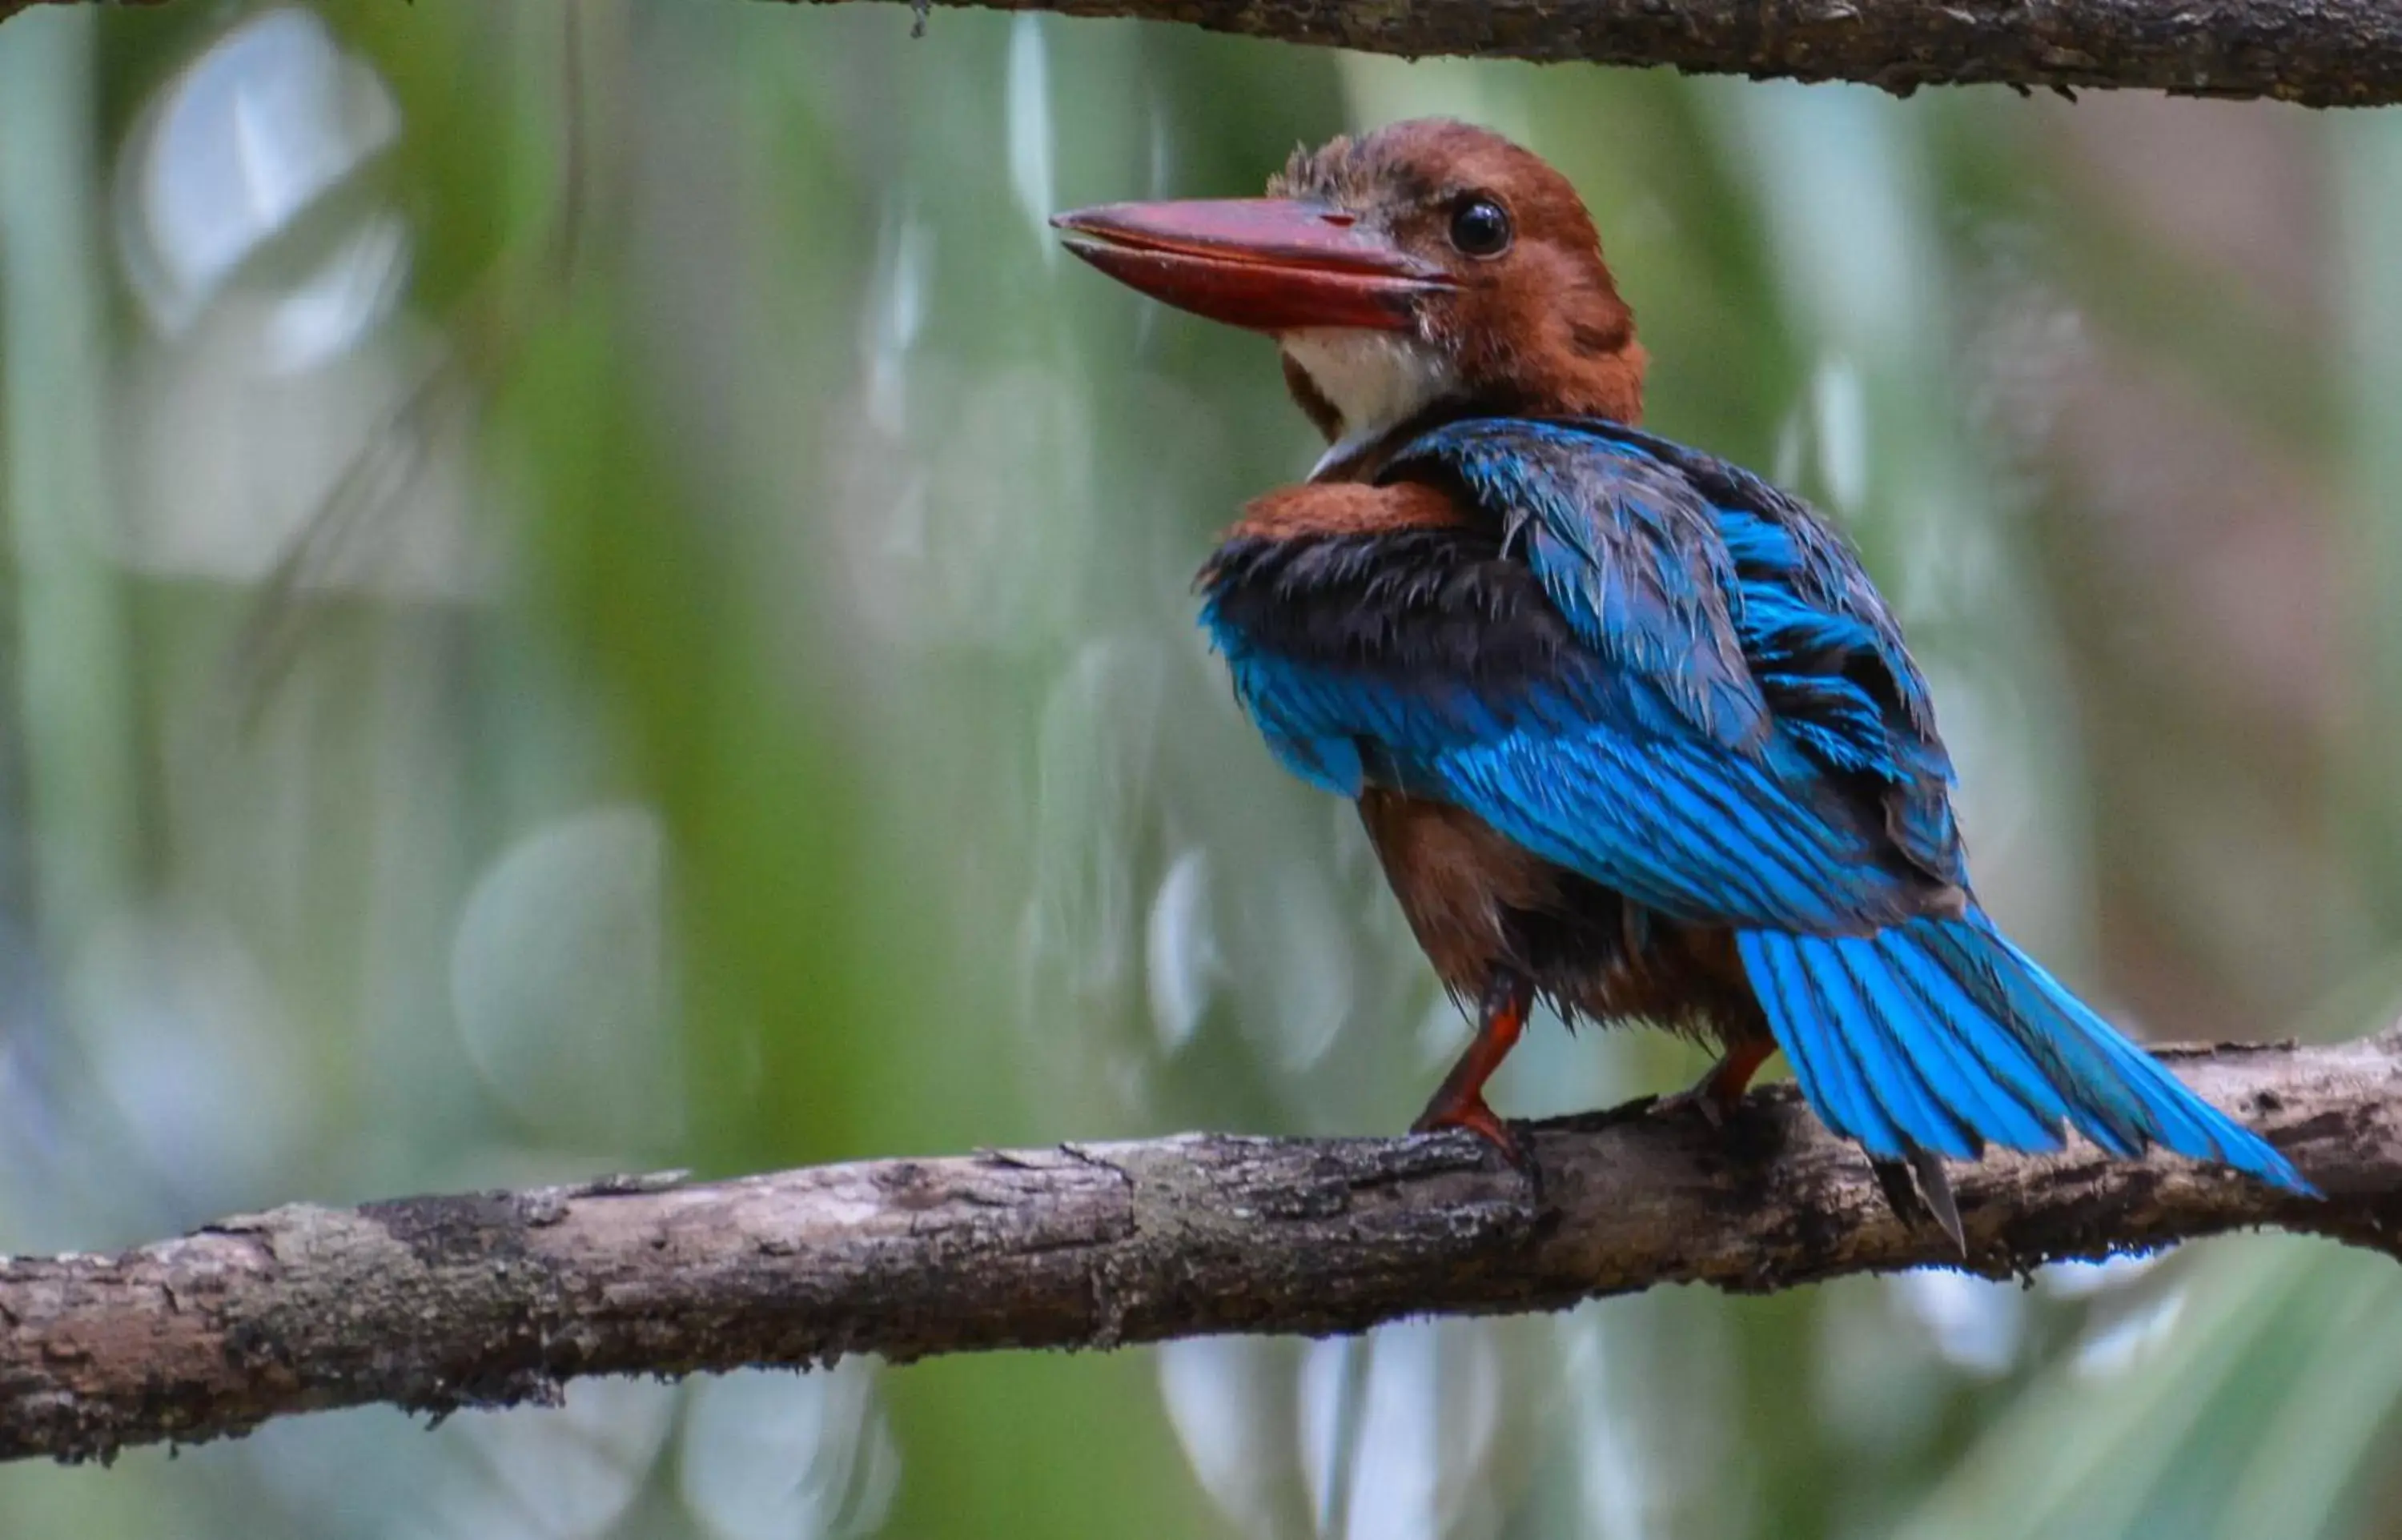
[1871,932,2068,1147]
[1969,923,2285,1173]
[1909,920,2143,1157]
[1745,933,1899,1152]
[1847,933,2063,1152]
[1806,937,1981,1158]
[1737,911,2310,1193]
[1741,928,1976,1159]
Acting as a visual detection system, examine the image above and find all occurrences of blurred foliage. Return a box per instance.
[0,2,2395,1537]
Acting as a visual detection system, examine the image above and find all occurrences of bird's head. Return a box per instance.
[1054,118,1646,475]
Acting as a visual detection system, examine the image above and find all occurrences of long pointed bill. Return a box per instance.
[1051,198,1453,333]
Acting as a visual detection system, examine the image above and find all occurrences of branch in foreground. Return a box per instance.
[5,0,2402,108]
[5,1035,2397,1464]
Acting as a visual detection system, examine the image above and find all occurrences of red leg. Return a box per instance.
[1665,1034,1780,1126]
[1701,1035,1779,1111]
[1413,973,1535,1164]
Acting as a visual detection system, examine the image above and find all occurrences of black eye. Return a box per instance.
[1448,196,1512,257]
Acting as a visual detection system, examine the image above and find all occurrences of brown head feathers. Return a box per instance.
[1268,119,1647,460]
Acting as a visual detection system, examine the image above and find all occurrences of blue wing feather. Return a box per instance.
[1211,419,1947,934]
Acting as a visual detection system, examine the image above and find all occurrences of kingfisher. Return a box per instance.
[1052,119,2307,1239]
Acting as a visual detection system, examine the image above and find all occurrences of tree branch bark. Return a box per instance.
[798,0,2402,106]
[3,0,2402,106]
[0,1031,2394,1465]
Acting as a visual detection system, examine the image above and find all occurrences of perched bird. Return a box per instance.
[1052,119,2307,1238]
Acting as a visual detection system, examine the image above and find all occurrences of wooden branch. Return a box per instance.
[0,1032,2394,1465]
[2,0,2400,106]
[817,0,2402,106]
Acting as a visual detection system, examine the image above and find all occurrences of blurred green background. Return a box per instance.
[0,2,2395,1536]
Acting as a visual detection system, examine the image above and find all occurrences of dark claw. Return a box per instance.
[1412,1102,1544,1204]
[1654,1084,1733,1130]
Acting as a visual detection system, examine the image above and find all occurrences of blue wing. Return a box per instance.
[1203,416,1961,936]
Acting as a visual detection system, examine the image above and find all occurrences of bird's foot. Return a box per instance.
[1412,1093,1540,1201]
[1653,1081,1739,1130]
[1412,972,1538,1186]
[1656,1039,1778,1129]
[1412,1093,1524,1165]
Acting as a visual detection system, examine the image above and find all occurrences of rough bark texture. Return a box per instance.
[2,0,2402,106]
[797,0,2396,106]
[0,1031,2394,1466]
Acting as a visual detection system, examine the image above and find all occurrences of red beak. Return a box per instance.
[1051,198,1453,333]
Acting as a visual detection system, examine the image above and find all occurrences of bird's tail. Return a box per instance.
[1735,909,2308,1192]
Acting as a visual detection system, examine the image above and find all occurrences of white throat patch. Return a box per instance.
[1280,328,1458,479]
